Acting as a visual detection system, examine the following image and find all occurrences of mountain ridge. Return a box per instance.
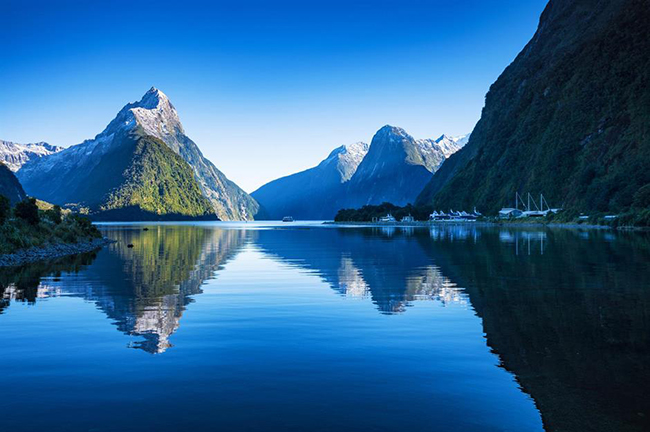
[253,126,466,219]
[340,125,464,209]
[252,141,369,219]
[0,140,62,172]
[17,88,259,220]
[417,0,650,215]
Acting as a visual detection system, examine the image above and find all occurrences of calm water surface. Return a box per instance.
[1,223,649,432]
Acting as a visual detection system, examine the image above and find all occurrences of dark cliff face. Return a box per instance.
[418,0,650,214]
[0,162,26,204]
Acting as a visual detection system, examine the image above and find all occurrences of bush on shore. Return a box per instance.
[335,203,434,222]
[0,196,102,254]
[14,197,40,225]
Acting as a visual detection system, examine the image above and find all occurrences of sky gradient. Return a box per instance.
[1,0,547,192]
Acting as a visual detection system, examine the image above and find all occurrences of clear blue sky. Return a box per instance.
[1,0,547,192]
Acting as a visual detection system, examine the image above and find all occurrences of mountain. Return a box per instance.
[90,131,216,220]
[0,140,62,172]
[253,126,465,220]
[340,125,464,209]
[450,134,471,149]
[17,88,260,220]
[251,142,369,219]
[417,0,650,215]
[0,162,26,205]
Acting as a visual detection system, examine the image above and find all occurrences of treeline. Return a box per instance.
[0,196,101,254]
[334,200,650,228]
[335,203,433,222]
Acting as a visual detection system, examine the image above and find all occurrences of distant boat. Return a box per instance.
[430,209,477,222]
[282,216,294,222]
[379,214,396,223]
[499,208,523,219]
[401,214,415,223]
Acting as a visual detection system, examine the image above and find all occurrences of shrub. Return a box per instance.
[66,213,101,237]
[14,198,40,225]
[0,195,9,225]
[44,205,63,224]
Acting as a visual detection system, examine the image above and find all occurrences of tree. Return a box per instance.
[14,198,40,225]
[0,195,9,225]
[633,184,650,209]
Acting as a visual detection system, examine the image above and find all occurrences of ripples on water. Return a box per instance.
[0,223,649,432]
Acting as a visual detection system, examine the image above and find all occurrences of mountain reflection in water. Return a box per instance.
[0,223,649,432]
[0,226,247,353]
[255,227,468,313]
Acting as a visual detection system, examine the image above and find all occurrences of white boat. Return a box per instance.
[282,216,294,222]
[430,209,477,222]
[379,214,396,223]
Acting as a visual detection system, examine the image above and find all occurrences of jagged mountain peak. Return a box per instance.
[320,141,370,182]
[17,88,261,221]
[429,134,467,159]
[0,139,63,171]
[451,133,469,143]
[98,87,183,145]
[139,86,168,109]
[376,125,410,139]
[323,142,369,165]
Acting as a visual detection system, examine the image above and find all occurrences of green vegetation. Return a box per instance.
[99,133,215,219]
[334,200,650,229]
[335,203,434,222]
[14,197,39,225]
[0,196,9,225]
[417,0,650,225]
[0,196,102,254]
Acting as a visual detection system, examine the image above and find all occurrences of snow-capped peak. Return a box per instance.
[137,87,171,110]
[451,133,471,147]
[321,141,369,182]
[0,140,63,171]
[95,87,184,151]
[430,133,470,158]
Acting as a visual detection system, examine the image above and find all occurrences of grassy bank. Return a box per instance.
[0,197,102,255]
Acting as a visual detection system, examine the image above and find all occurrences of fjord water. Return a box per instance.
[1,224,649,432]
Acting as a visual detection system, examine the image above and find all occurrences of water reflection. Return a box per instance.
[420,227,650,432]
[0,252,98,313]
[87,226,245,353]
[255,228,467,313]
[0,226,246,353]
[1,224,650,431]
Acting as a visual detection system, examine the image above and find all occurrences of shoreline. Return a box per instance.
[324,220,617,230]
[0,237,115,267]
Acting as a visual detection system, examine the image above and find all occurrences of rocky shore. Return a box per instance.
[0,237,115,267]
